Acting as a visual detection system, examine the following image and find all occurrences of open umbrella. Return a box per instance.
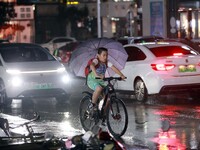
[70,37,128,77]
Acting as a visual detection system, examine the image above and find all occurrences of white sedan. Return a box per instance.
[116,42,200,101]
[40,37,76,54]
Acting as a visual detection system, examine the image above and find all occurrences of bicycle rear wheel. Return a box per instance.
[106,97,128,137]
[79,95,96,132]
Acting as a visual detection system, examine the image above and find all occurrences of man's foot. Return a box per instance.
[101,120,106,126]
[91,106,99,124]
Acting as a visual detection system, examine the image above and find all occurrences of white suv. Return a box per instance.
[0,43,71,106]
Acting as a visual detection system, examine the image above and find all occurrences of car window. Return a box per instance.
[0,45,56,62]
[53,38,73,43]
[125,46,146,61]
[148,45,198,57]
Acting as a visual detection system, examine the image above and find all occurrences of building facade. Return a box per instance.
[142,0,200,39]
[1,0,200,43]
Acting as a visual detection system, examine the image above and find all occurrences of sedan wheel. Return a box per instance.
[0,82,12,107]
[134,79,148,102]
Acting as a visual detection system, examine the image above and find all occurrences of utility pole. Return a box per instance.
[97,0,101,37]
[127,5,133,36]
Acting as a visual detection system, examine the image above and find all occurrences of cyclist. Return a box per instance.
[87,47,126,118]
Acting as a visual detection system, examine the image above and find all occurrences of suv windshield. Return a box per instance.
[0,45,56,62]
[148,45,198,57]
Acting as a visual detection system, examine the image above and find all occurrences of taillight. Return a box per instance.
[173,53,183,56]
[151,64,175,71]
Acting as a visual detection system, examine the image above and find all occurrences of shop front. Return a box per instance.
[176,0,200,39]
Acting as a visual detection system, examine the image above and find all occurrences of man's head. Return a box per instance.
[97,47,108,63]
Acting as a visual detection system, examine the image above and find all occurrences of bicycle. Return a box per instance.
[79,77,128,137]
[0,112,45,146]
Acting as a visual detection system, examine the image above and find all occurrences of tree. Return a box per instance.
[0,2,16,27]
[60,5,90,40]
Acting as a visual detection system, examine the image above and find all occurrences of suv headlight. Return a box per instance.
[62,74,70,84]
[6,69,21,75]
[11,77,23,87]
[57,67,65,73]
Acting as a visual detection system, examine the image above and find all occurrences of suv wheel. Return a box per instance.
[0,81,12,107]
[134,79,148,102]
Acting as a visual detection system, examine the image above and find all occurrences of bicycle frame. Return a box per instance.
[0,112,44,145]
[99,79,117,119]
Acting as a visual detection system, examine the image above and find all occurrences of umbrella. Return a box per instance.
[70,37,128,77]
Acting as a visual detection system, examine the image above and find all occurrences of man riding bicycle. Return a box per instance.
[86,47,126,117]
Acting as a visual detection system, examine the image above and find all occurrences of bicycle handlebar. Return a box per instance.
[95,76,127,81]
[9,112,40,129]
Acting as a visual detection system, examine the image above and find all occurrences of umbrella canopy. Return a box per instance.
[70,37,128,77]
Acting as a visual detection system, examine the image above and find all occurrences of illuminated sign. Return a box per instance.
[67,1,79,5]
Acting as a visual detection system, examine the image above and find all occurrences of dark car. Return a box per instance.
[130,36,164,44]
[55,41,79,64]
[0,39,9,43]
[116,36,164,45]
[163,38,200,53]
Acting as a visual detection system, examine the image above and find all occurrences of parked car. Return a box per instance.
[162,38,200,53]
[57,41,79,64]
[116,42,200,101]
[40,37,77,54]
[116,36,164,45]
[115,36,135,45]
[130,36,164,44]
[0,43,71,106]
[191,38,200,47]
[0,39,9,43]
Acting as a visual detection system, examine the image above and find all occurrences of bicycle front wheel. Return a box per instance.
[106,97,128,137]
[79,95,96,132]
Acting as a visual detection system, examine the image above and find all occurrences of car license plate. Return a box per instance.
[34,83,53,89]
[178,64,196,72]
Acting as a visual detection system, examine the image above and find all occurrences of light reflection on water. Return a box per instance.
[131,102,200,149]
[1,94,200,149]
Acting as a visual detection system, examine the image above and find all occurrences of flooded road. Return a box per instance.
[1,77,200,149]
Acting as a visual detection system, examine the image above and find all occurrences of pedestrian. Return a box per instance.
[53,43,64,62]
[87,47,126,113]
[53,43,59,57]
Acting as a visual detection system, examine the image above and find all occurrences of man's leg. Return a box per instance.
[92,86,103,105]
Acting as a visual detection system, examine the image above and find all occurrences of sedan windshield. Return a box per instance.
[0,45,56,62]
[148,45,198,57]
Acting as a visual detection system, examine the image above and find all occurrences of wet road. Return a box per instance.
[1,77,200,149]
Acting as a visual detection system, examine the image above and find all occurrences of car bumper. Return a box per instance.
[159,83,200,95]
[17,88,68,98]
[145,73,200,95]
[5,73,72,99]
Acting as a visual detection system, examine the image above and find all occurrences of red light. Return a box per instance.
[151,64,175,71]
[173,53,183,56]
